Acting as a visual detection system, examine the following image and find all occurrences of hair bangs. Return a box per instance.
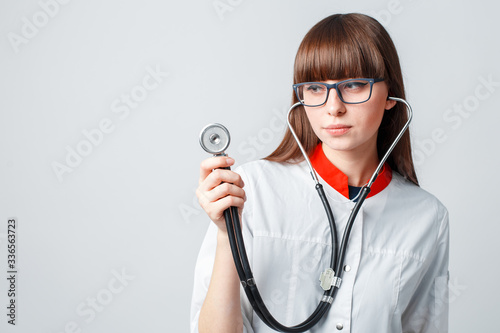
[294,15,387,84]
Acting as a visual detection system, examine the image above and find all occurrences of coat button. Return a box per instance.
[343,265,351,272]
[336,323,343,330]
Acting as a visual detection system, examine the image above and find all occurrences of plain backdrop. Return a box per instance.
[0,0,499,332]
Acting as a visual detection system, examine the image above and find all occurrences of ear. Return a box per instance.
[385,98,397,110]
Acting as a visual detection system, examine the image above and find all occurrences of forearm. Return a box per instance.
[199,230,243,333]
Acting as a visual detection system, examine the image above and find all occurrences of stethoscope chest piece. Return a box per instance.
[199,123,231,155]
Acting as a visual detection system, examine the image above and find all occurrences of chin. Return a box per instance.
[320,132,378,155]
[321,140,356,152]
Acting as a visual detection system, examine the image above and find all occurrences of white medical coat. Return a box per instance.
[191,159,449,332]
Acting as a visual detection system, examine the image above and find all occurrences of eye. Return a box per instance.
[341,80,368,91]
[305,84,326,94]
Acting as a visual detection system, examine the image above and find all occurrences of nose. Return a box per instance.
[324,87,346,116]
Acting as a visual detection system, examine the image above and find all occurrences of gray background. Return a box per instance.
[0,0,498,332]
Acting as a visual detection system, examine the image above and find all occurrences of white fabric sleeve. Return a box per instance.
[401,208,450,333]
[189,171,255,333]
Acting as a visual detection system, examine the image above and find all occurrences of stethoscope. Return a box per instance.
[199,96,413,332]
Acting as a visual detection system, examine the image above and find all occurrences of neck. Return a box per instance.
[321,142,379,187]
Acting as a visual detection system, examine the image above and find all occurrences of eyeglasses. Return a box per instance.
[293,78,384,106]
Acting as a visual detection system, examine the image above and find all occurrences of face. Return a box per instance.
[303,79,396,157]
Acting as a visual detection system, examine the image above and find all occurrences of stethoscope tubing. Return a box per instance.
[220,97,413,332]
[224,194,337,332]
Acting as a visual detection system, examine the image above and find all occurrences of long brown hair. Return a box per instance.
[265,13,418,186]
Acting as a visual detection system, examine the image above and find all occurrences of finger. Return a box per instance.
[199,156,235,184]
[202,169,245,191]
[201,182,246,204]
[204,196,245,221]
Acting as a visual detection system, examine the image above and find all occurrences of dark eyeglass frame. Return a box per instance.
[293,78,385,106]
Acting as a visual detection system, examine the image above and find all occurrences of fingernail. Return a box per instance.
[226,157,235,165]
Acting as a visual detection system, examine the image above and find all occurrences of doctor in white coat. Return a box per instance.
[191,13,449,333]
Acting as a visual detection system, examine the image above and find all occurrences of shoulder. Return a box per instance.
[366,172,449,262]
[389,172,449,229]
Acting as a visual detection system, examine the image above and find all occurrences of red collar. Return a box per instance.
[309,144,392,199]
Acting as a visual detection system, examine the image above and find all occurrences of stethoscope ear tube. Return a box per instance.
[367,97,413,187]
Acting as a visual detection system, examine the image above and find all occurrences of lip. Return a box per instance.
[324,124,352,136]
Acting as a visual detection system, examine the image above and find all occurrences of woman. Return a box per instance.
[191,13,449,333]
